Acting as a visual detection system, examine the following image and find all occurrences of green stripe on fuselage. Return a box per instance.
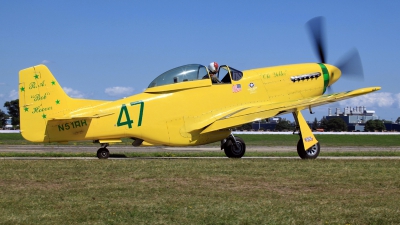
[318,63,329,94]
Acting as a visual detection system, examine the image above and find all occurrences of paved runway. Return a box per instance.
[1,145,399,160]
[2,145,400,153]
[2,156,400,160]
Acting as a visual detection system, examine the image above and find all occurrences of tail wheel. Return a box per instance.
[297,139,320,159]
[224,136,246,158]
[97,148,110,159]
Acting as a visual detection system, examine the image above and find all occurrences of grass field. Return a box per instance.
[0,159,399,224]
[241,134,400,147]
[1,134,399,224]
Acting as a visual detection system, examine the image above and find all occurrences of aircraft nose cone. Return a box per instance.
[326,64,341,86]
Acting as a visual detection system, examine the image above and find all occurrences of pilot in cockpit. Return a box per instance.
[208,62,221,83]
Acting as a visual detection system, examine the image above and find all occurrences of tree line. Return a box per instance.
[314,117,387,132]
[0,99,19,128]
[237,116,393,132]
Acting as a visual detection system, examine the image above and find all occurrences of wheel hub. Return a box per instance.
[306,144,318,156]
[232,142,243,155]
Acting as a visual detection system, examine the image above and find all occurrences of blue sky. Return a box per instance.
[1,1,399,122]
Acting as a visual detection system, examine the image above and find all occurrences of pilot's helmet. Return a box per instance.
[208,62,219,73]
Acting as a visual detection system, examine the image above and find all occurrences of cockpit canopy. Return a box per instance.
[148,64,208,88]
[148,64,243,88]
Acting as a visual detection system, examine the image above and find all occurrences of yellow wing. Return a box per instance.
[200,86,381,133]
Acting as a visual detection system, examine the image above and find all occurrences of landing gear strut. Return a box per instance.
[221,134,246,158]
[97,143,110,159]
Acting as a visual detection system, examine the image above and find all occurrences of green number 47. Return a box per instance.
[117,101,144,128]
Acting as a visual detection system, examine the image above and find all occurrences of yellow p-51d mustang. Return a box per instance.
[18,17,380,159]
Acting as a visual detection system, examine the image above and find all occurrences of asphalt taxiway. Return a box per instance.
[2,145,400,153]
[1,145,399,160]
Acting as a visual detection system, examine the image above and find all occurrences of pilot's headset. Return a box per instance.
[208,62,219,74]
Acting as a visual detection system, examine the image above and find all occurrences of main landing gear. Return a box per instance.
[293,110,321,159]
[296,136,320,159]
[97,143,110,159]
[221,134,246,158]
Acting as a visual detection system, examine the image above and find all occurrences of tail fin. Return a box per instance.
[19,65,76,142]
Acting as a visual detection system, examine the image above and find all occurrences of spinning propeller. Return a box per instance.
[306,16,364,92]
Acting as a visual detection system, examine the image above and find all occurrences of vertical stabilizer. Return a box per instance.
[19,64,72,142]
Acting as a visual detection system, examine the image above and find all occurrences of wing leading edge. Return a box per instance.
[200,86,381,134]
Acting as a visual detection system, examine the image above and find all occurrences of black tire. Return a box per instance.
[224,136,246,158]
[97,148,110,159]
[297,139,320,159]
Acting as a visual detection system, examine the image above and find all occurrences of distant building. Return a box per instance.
[326,106,400,132]
[384,123,400,132]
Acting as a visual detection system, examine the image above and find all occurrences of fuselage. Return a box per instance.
[19,63,340,146]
